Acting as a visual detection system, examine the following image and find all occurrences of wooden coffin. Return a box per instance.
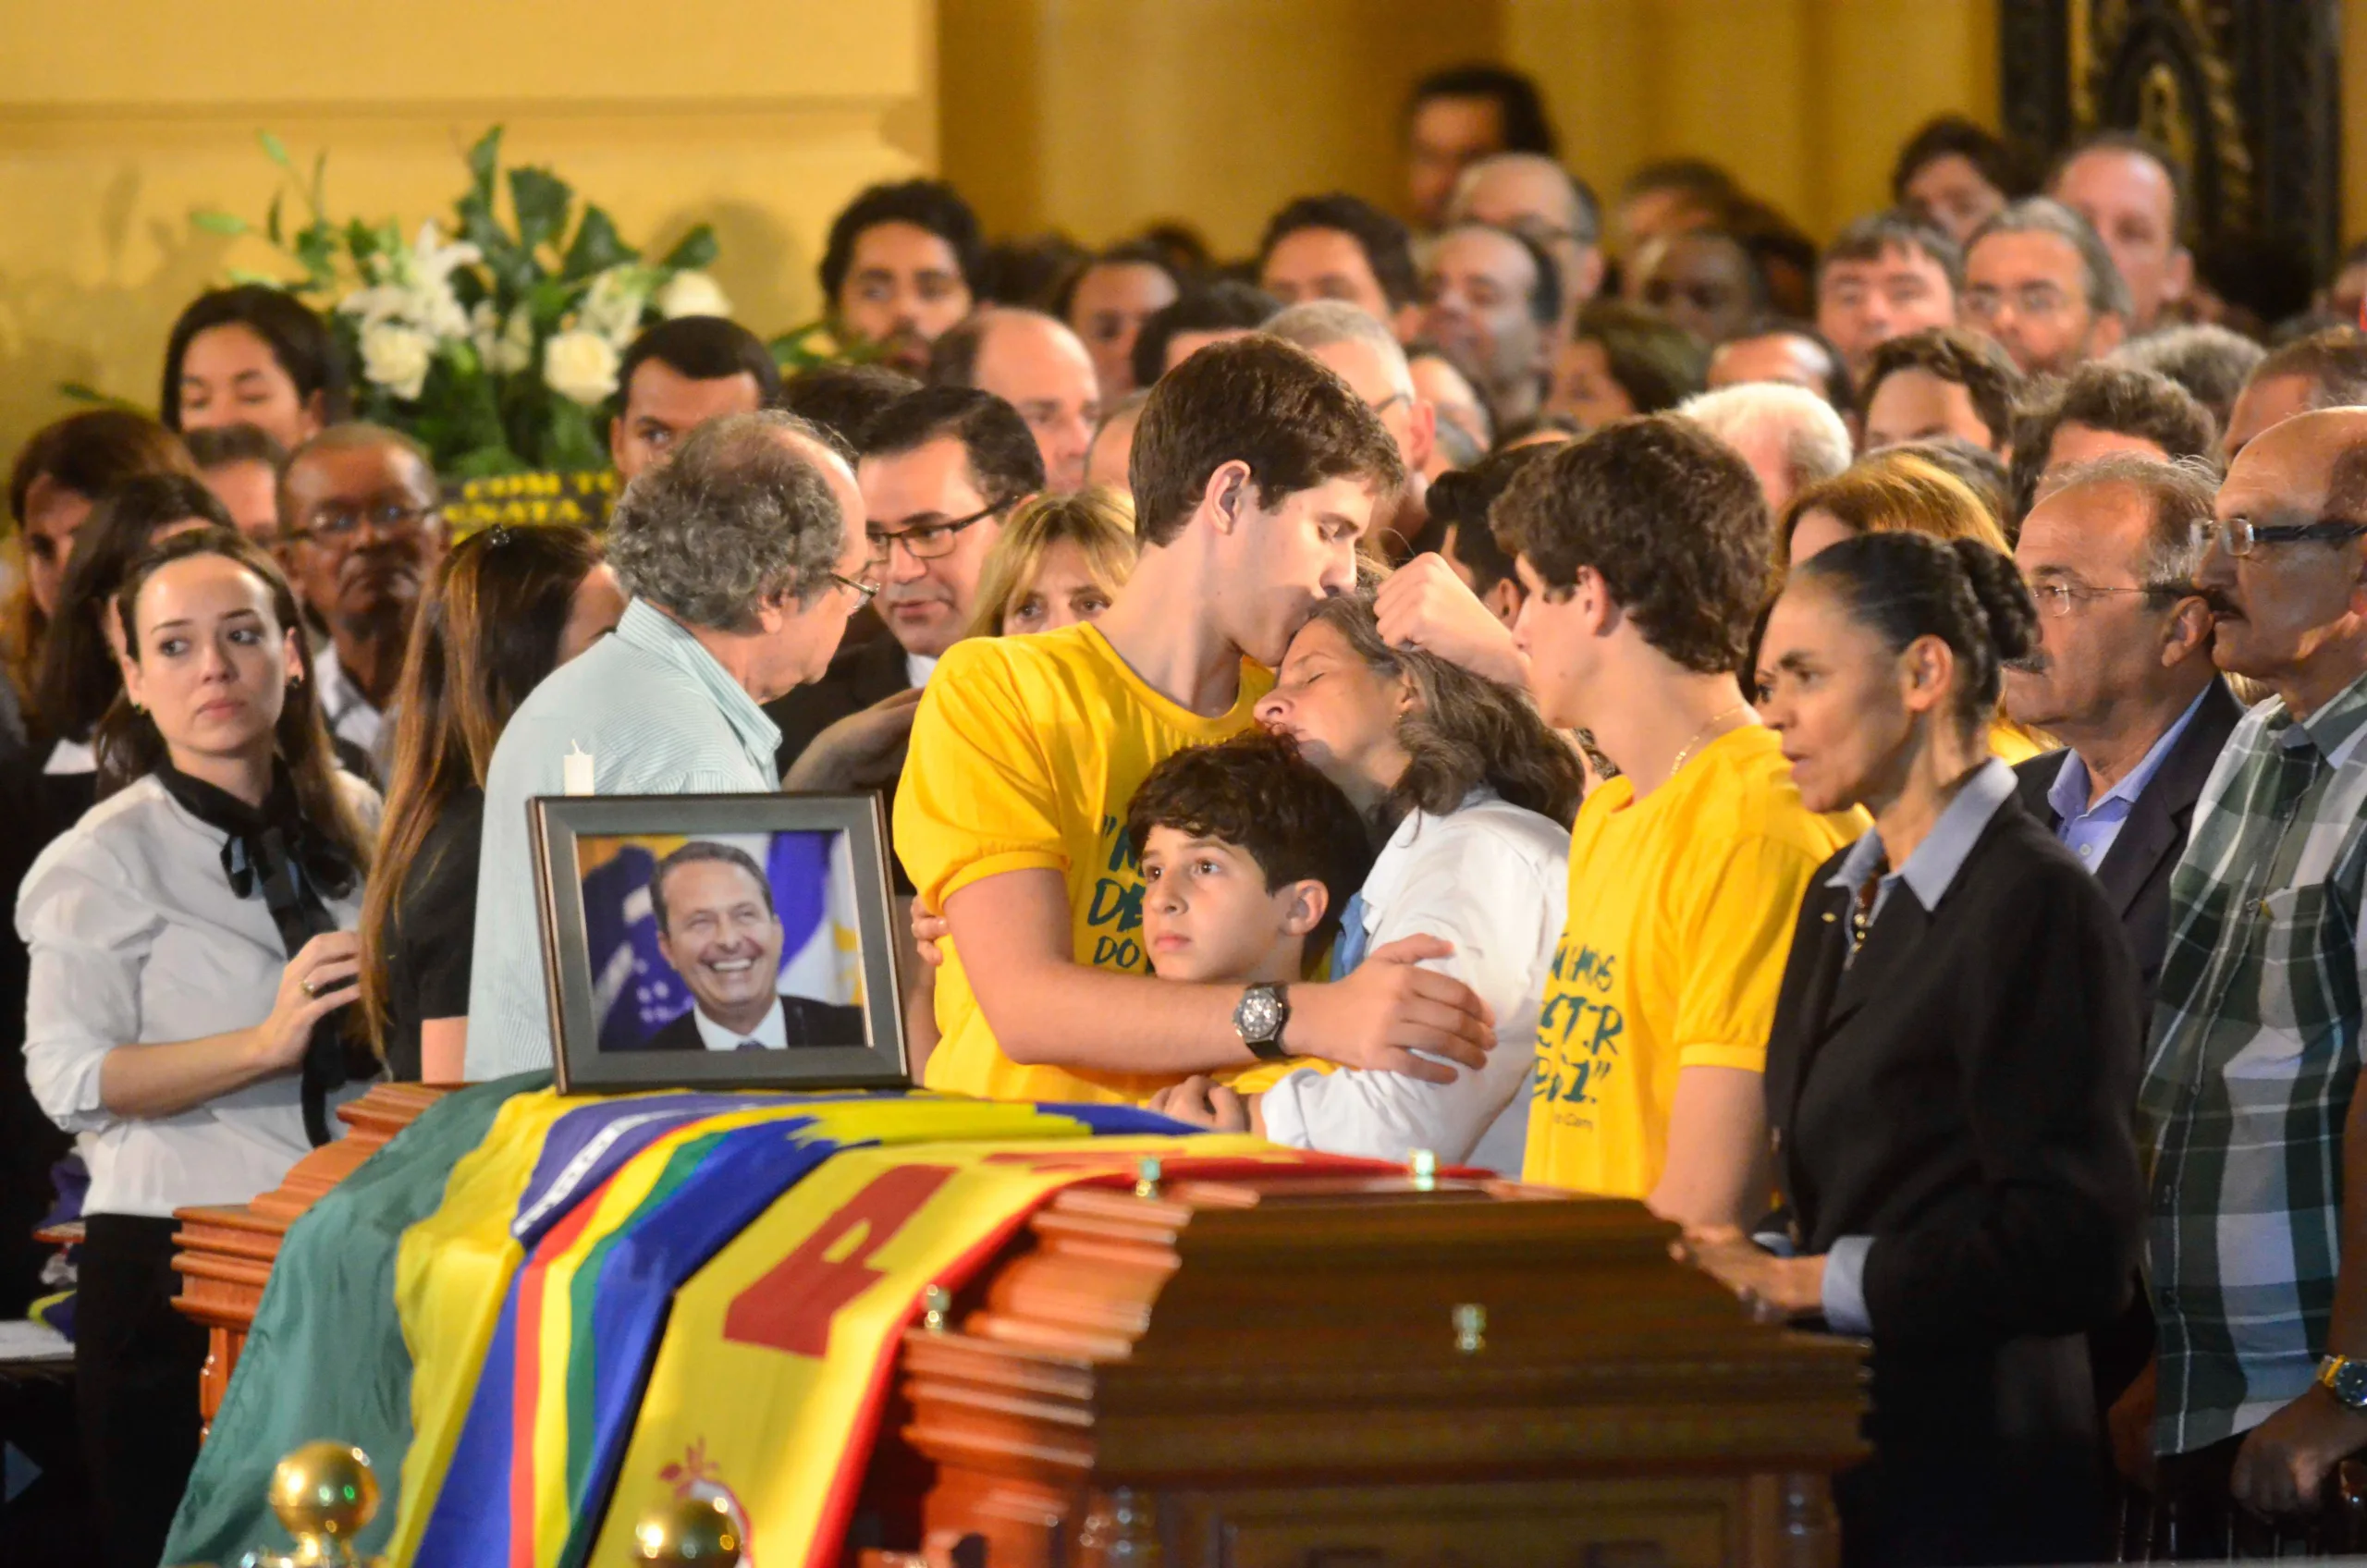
[175,1089,1868,1567]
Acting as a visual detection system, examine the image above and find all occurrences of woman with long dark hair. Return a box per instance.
[159,284,349,451]
[1149,591,1584,1170]
[17,528,377,1568]
[361,524,620,1083]
[1691,531,2144,1564]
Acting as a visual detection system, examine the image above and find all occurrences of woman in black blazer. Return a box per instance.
[1688,531,2146,1568]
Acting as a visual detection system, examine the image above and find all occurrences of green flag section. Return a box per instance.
[160,1073,547,1568]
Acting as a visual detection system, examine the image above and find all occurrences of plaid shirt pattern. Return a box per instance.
[2141,670,2367,1455]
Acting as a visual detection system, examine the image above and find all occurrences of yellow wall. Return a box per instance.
[1510,0,1999,242]
[943,0,1502,254]
[0,0,938,455]
[941,0,1999,255]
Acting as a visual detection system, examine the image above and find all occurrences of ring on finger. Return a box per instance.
[301,976,319,998]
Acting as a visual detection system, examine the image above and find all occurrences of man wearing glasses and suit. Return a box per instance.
[2005,453,2240,1003]
[765,387,1045,807]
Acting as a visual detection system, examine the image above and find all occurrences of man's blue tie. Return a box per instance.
[1329,893,1370,980]
[735,1039,767,1051]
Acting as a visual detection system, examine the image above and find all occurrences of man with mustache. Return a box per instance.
[2132,409,2367,1525]
[639,841,862,1051]
[278,423,448,772]
[2005,454,2238,1001]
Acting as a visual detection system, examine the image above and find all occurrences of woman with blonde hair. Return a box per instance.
[1779,450,2054,762]
[963,485,1140,640]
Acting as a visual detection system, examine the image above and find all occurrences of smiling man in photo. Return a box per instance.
[641,841,863,1051]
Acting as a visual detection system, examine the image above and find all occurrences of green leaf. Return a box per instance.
[447,442,529,479]
[258,129,292,168]
[660,224,718,273]
[467,126,503,202]
[544,397,606,472]
[55,380,136,408]
[560,204,635,280]
[265,190,284,247]
[509,165,571,253]
[310,150,328,219]
[529,277,577,325]
[190,209,249,237]
[226,267,285,288]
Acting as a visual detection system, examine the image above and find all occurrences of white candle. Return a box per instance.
[562,741,595,796]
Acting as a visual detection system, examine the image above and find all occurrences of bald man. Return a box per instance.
[279,423,450,763]
[2138,409,2367,1523]
[929,308,1102,492]
[1445,153,1604,333]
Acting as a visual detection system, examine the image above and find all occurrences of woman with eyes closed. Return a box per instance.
[1687,530,2142,1566]
[1146,591,1583,1170]
[159,285,349,453]
[16,528,379,1568]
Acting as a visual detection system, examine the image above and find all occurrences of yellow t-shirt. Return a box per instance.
[1988,718,2055,766]
[894,623,1278,1105]
[1523,724,1862,1198]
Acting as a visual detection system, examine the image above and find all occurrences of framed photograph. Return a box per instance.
[530,792,908,1094]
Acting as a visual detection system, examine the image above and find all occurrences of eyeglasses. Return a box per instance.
[294,499,440,543]
[2025,580,2194,618]
[2199,515,2367,557]
[1961,283,2074,322]
[865,499,1012,561]
[830,572,880,609]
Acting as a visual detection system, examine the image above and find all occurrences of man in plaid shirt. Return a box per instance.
[2140,408,2367,1517]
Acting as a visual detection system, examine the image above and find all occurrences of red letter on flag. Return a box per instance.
[722,1164,956,1358]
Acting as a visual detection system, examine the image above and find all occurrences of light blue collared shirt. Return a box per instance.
[2045,685,2212,871]
[462,598,785,1079]
[1812,756,2019,1334]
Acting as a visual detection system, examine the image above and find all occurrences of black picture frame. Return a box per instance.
[530,791,908,1094]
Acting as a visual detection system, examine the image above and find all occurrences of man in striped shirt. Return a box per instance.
[462,411,873,1081]
[2140,408,2367,1517]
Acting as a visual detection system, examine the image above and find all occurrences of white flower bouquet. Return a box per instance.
[194,128,728,476]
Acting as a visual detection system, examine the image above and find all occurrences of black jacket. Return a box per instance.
[2012,678,2242,1000]
[1765,802,2146,1564]
[763,628,915,895]
[639,996,866,1052]
[763,619,910,780]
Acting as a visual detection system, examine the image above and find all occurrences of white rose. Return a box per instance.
[358,323,435,402]
[544,328,621,406]
[656,270,731,321]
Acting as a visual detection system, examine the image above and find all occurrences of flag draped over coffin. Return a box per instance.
[167,1082,1372,1568]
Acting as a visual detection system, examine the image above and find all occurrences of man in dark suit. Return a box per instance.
[2005,452,2239,998]
[634,840,864,1051]
[766,386,1045,793]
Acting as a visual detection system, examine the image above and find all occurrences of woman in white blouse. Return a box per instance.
[17,527,376,1568]
[1148,593,1584,1170]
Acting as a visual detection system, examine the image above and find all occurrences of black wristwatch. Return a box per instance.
[1233,983,1292,1062]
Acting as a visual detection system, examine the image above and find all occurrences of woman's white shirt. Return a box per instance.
[16,773,378,1218]
[1259,790,1570,1171]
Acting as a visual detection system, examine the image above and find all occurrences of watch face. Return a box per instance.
[1236,987,1283,1041]
[2336,1360,2367,1408]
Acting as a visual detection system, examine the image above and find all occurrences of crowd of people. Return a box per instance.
[10,58,2367,1568]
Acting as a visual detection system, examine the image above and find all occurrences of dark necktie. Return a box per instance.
[736,1039,768,1051]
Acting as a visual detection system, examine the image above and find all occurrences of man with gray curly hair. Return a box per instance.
[463,410,874,1078]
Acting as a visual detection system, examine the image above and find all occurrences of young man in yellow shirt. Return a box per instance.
[895,337,1495,1106]
[1491,417,1861,1225]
